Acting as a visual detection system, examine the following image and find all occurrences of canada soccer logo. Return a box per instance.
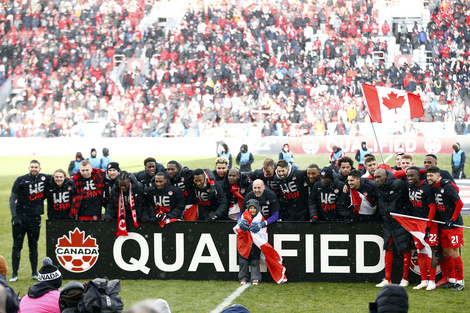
[55,228,99,273]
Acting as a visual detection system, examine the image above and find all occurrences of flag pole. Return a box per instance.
[360,84,385,164]
[391,212,470,230]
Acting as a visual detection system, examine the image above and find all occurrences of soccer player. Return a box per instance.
[9,160,51,282]
[304,164,321,195]
[213,157,230,182]
[275,160,308,221]
[192,168,228,221]
[337,156,355,184]
[165,160,198,220]
[374,168,414,288]
[71,160,105,220]
[355,141,371,169]
[250,157,279,194]
[238,179,280,231]
[44,169,75,220]
[103,162,121,210]
[145,172,184,224]
[399,154,414,173]
[421,154,454,183]
[426,166,465,291]
[347,169,379,222]
[309,167,349,223]
[222,168,252,220]
[363,156,378,179]
[406,166,438,290]
[392,152,404,171]
[134,157,164,189]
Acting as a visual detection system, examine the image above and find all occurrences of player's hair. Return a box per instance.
[30,159,40,166]
[221,142,229,153]
[263,157,275,169]
[363,153,374,159]
[193,168,204,176]
[364,156,376,165]
[425,154,437,161]
[155,172,166,178]
[54,169,67,177]
[425,166,440,174]
[396,152,405,157]
[307,163,320,170]
[452,143,459,150]
[144,157,157,166]
[338,156,354,167]
[167,160,180,168]
[215,157,229,165]
[276,160,289,169]
[400,154,413,161]
[80,159,91,167]
[118,171,130,181]
[348,169,362,179]
[406,166,421,174]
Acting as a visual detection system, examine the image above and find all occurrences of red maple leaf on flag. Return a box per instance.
[382,92,405,113]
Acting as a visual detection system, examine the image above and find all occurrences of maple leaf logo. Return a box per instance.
[382,92,405,113]
[57,228,98,248]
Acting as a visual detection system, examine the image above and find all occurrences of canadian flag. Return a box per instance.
[350,189,376,215]
[392,213,432,258]
[362,84,424,123]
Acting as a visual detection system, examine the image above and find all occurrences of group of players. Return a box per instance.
[9,150,464,291]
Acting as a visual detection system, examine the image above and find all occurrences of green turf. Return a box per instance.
[0,154,466,312]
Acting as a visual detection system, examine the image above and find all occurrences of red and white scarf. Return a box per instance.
[116,184,139,237]
[233,210,287,284]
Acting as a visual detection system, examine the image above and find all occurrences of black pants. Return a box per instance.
[12,215,41,274]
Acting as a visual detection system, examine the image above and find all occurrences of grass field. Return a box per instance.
[0,153,468,312]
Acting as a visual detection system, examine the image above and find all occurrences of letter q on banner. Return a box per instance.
[114,232,150,274]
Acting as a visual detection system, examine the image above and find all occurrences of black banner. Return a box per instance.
[46,220,421,283]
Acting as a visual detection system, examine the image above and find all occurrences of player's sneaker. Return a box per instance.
[9,274,18,282]
[252,280,259,286]
[31,273,38,280]
[413,280,428,290]
[376,279,391,287]
[437,281,454,288]
[451,283,465,291]
[399,279,409,287]
[426,281,436,291]
[435,278,449,287]
[240,280,247,285]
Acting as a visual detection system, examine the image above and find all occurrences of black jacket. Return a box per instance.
[250,168,279,194]
[274,165,308,221]
[104,176,145,222]
[164,163,196,206]
[10,172,51,216]
[193,171,228,220]
[309,179,349,221]
[45,177,75,219]
[145,181,184,221]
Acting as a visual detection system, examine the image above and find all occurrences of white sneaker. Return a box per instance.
[413,280,428,290]
[399,279,409,287]
[9,275,18,282]
[376,279,391,287]
[426,281,436,291]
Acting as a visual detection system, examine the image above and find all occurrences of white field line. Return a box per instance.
[210,283,250,313]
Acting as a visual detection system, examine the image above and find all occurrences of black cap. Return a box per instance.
[76,152,84,161]
[102,148,109,156]
[107,162,121,172]
[320,167,334,180]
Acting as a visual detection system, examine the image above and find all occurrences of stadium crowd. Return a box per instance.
[0,0,469,137]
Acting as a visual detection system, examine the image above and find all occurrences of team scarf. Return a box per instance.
[233,210,287,284]
[71,168,105,218]
[116,183,139,237]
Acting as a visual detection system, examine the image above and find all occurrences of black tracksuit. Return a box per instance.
[275,166,308,221]
[309,179,349,221]
[44,177,75,219]
[146,182,184,221]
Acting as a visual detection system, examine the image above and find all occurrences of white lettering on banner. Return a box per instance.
[188,234,225,272]
[113,233,150,274]
[273,234,300,257]
[356,235,384,273]
[305,234,314,273]
[154,233,184,272]
[321,234,350,273]
[228,234,239,272]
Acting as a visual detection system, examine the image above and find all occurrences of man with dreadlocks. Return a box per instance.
[71,160,105,220]
[192,168,228,221]
[104,171,145,236]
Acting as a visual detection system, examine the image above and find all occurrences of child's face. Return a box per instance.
[248,205,257,216]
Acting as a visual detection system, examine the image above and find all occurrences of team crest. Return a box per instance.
[410,248,441,276]
[55,228,99,273]
[169,191,173,195]
[441,189,444,193]
[181,177,184,182]
[266,201,270,205]
[334,189,339,193]
[364,192,368,196]
[293,177,296,180]
[41,176,45,180]
[241,189,245,193]
[68,186,72,190]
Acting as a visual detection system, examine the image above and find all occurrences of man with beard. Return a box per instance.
[45,169,75,220]
[213,157,230,182]
[9,160,51,282]
[134,157,164,189]
[337,157,355,184]
[192,168,228,221]
[347,169,380,222]
[309,167,350,223]
[104,171,145,236]
[304,164,321,196]
[165,160,197,221]
[222,168,252,220]
[237,179,280,233]
[374,168,414,288]
[146,172,184,224]
[250,158,279,194]
[71,160,105,220]
[275,160,308,221]
[103,162,121,210]
[355,141,371,169]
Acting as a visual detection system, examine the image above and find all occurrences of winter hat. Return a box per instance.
[320,167,334,180]
[221,304,250,313]
[38,257,62,289]
[90,148,97,154]
[0,255,7,278]
[375,284,408,313]
[107,162,121,172]
[75,152,84,161]
[102,147,109,156]
[245,199,260,214]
